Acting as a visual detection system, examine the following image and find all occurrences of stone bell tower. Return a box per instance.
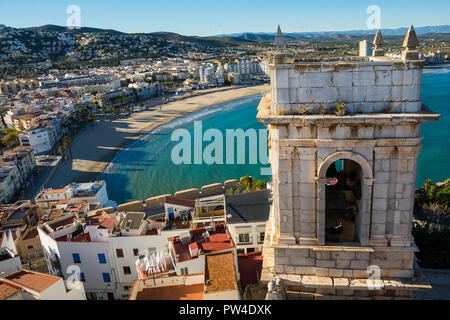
[259,26,440,299]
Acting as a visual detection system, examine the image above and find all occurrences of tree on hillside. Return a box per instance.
[1,128,21,147]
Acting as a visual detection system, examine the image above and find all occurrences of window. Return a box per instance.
[123,266,131,275]
[80,272,86,282]
[180,267,188,275]
[238,233,250,244]
[237,249,245,254]
[247,248,255,253]
[87,292,97,300]
[259,232,265,243]
[27,245,34,249]
[102,273,111,283]
[133,249,139,256]
[72,253,81,263]
[98,253,107,264]
[116,249,124,258]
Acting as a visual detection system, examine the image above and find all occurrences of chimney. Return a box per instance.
[189,242,199,258]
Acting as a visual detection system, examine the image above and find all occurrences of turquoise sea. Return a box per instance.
[99,68,450,204]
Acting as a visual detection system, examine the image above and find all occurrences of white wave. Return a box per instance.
[149,95,261,133]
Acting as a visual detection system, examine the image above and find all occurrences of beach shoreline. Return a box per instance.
[43,85,269,191]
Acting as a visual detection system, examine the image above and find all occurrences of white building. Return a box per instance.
[0,230,21,275]
[225,59,263,75]
[19,126,56,154]
[225,190,270,254]
[359,40,372,57]
[0,167,18,204]
[1,269,86,300]
[35,180,109,209]
[38,200,192,300]
[199,64,217,87]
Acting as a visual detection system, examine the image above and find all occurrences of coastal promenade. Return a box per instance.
[43,85,269,191]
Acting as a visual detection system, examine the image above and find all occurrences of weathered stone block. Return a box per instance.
[300,72,332,88]
[317,259,336,268]
[310,87,338,103]
[353,71,375,87]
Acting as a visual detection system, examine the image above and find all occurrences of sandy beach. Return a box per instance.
[44,85,269,190]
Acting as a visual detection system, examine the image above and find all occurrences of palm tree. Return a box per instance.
[62,136,73,158]
[57,145,66,161]
[236,176,266,193]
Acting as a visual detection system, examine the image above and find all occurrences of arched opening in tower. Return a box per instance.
[324,159,362,244]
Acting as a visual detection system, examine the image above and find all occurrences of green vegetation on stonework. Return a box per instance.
[413,179,450,269]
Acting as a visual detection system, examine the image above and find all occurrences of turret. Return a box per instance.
[372,29,384,57]
[402,25,420,60]
[274,25,287,64]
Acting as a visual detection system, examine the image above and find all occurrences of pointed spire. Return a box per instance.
[373,29,383,46]
[274,25,287,65]
[274,25,285,47]
[403,25,419,49]
[372,29,384,57]
[402,24,420,60]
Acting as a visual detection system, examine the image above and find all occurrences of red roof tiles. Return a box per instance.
[165,196,196,208]
[0,280,21,300]
[5,270,61,293]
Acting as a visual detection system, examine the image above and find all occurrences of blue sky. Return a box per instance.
[0,0,449,36]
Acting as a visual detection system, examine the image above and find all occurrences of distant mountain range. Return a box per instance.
[215,25,450,41]
[1,23,449,65]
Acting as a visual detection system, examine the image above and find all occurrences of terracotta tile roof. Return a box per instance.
[44,185,71,195]
[87,211,115,228]
[205,252,238,293]
[0,280,21,300]
[48,209,64,220]
[237,251,263,291]
[172,223,235,263]
[22,226,39,240]
[135,283,204,300]
[5,270,61,293]
[165,196,196,208]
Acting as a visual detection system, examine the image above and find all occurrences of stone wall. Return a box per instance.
[271,59,423,115]
[272,245,415,279]
[99,178,244,214]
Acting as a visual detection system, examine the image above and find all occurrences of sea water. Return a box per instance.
[99,69,450,203]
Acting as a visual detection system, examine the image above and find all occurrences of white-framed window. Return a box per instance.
[180,267,188,275]
[238,233,250,244]
[258,232,265,243]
